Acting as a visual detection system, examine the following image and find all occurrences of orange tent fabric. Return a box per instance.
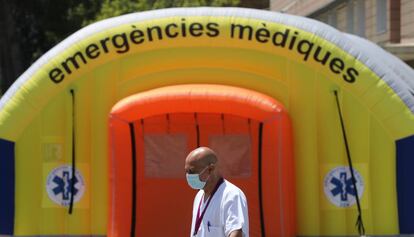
[108,84,295,237]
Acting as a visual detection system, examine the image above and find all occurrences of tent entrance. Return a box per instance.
[108,85,296,237]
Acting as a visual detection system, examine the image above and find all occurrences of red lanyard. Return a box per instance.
[193,178,224,236]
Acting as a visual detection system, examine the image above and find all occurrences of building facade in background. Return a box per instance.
[270,0,414,68]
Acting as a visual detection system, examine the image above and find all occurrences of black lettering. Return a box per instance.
[165,23,179,38]
[49,68,64,83]
[313,46,331,65]
[288,31,299,50]
[85,43,100,59]
[206,22,219,37]
[61,51,87,74]
[255,23,270,43]
[330,58,345,74]
[147,26,163,41]
[297,39,314,61]
[112,33,130,53]
[230,24,253,40]
[343,67,358,83]
[181,18,187,37]
[189,23,203,37]
[130,25,145,44]
[272,29,290,47]
[100,37,110,53]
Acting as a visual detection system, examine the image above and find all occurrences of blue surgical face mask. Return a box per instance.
[186,166,210,190]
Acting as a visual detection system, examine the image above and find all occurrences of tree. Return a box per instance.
[76,0,240,26]
[0,0,92,94]
[0,0,240,94]
[0,0,24,95]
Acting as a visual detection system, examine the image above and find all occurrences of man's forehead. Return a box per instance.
[187,155,203,166]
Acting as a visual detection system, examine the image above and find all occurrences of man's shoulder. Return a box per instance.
[222,179,246,199]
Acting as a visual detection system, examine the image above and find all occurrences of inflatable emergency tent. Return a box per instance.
[1,7,414,237]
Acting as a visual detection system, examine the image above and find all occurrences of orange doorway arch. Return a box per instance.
[108,84,296,237]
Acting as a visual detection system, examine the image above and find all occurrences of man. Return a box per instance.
[185,147,249,237]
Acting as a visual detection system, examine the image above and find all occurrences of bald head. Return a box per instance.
[185,147,219,175]
[187,147,217,165]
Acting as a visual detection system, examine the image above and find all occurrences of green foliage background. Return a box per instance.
[18,0,239,63]
[2,0,269,94]
[80,0,239,25]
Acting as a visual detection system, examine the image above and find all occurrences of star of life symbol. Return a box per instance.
[46,165,85,206]
[324,166,364,207]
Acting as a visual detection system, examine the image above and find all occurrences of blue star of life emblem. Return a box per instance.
[324,166,364,207]
[52,171,79,200]
[330,172,356,201]
[46,165,85,206]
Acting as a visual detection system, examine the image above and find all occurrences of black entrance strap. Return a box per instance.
[258,122,266,237]
[194,113,200,147]
[129,123,137,237]
[334,90,365,236]
[69,89,76,214]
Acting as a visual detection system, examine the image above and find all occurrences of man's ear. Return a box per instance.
[209,163,216,173]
